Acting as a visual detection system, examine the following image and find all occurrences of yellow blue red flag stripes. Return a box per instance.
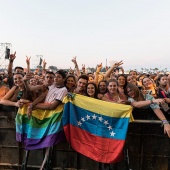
[62,94,133,163]
[16,104,65,150]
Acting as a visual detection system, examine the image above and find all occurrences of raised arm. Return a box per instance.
[82,64,86,74]
[71,56,81,77]
[94,63,102,84]
[8,51,16,78]
[42,59,47,76]
[23,72,43,91]
[104,60,123,81]
[26,56,31,73]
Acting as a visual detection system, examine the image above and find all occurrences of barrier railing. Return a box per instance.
[0,105,170,170]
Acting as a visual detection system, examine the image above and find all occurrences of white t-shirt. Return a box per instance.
[45,84,68,103]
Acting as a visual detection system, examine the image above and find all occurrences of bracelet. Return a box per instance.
[162,119,169,126]
[10,60,13,62]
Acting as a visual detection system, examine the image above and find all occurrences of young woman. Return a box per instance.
[142,77,157,98]
[117,74,127,100]
[64,75,77,92]
[127,75,137,85]
[102,79,127,104]
[157,75,170,99]
[156,75,170,112]
[98,80,107,93]
[0,73,32,107]
[127,74,143,91]
[85,82,98,99]
[125,83,170,137]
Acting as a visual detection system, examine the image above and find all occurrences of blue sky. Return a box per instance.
[0,0,170,71]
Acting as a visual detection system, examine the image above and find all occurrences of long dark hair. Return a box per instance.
[85,82,98,99]
[156,74,167,87]
[97,80,107,94]
[117,74,127,89]
[125,83,144,101]
[64,75,76,85]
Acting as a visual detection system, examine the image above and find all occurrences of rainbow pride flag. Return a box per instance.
[62,94,133,163]
[16,104,65,150]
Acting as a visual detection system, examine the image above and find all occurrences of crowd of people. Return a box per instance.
[0,52,170,168]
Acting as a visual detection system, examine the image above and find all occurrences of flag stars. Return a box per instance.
[104,120,109,125]
[92,114,97,120]
[98,116,103,122]
[78,121,82,126]
[86,115,90,120]
[107,125,112,130]
[81,117,85,122]
[110,131,116,137]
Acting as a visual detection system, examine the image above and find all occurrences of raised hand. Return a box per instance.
[43,59,47,66]
[106,65,109,71]
[9,51,16,61]
[114,60,123,68]
[71,56,77,64]
[24,72,34,81]
[96,63,102,72]
[26,56,31,64]
[68,67,74,75]
[82,64,85,71]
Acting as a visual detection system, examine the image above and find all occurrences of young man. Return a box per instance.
[33,70,68,110]
[23,70,68,170]
[73,75,88,95]
[24,70,68,110]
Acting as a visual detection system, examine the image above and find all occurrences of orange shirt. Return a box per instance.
[0,85,10,100]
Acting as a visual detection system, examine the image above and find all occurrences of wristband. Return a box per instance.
[162,119,169,126]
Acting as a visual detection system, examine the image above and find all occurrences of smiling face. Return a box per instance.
[77,78,88,91]
[66,76,76,89]
[129,71,137,79]
[14,74,24,87]
[98,81,107,94]
[126,87,135,98]
[107,81,118,95]
[87,83,96,97]
[127,75,137,85]
[127,75,134,83]
[117,75,126,87]
[142,77,153,88]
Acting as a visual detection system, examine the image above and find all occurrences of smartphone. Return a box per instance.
[5,47,10,59]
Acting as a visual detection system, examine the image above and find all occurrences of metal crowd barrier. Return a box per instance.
[0,105,170,170]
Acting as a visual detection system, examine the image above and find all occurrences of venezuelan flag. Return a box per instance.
[16,104,65,150]
[62,94,133,163]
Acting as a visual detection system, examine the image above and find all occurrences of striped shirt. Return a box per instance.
[45,84,68,103]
